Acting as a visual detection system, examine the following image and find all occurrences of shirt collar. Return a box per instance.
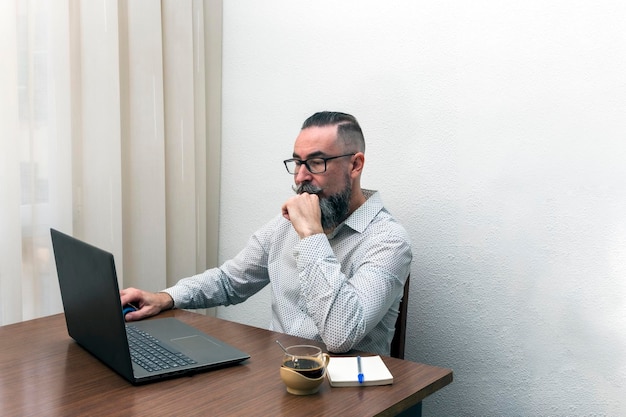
[326,189,382,239]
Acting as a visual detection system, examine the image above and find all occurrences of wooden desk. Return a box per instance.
[0,310,452,416]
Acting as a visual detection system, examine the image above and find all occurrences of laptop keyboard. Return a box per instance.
[126,325,197,373]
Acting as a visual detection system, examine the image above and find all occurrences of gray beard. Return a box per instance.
[293,180,352,231]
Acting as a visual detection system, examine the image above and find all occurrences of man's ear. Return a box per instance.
[350,152,365,178]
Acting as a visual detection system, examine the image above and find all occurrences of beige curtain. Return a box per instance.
[0,0,222,325]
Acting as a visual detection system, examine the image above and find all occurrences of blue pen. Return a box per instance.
[357,355,364,384]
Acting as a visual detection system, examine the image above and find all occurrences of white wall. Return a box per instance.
[216,1,626,415]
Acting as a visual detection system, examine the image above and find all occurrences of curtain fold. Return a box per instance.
[1,1,23,324]
[1,0,220,326]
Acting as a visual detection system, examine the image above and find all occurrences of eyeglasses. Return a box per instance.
[283,153,355,175]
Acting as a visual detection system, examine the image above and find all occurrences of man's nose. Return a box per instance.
[294,164,313,183]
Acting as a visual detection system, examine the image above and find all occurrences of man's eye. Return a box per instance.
[308,159,324,169]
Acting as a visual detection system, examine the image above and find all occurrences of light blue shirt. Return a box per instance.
[163,190,412,355]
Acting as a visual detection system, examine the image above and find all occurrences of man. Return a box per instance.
[121,111,412,355]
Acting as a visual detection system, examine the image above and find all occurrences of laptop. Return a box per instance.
[50,228,249,385]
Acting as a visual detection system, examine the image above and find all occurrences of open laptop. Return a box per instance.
[50,228,249,385]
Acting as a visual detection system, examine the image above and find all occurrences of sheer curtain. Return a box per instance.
[0,0,222,326]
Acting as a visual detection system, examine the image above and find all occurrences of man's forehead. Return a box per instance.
[293,125,339,157]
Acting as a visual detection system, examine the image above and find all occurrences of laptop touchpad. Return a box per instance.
[171,335,220,351]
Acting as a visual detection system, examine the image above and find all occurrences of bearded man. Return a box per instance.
[121,111,412,355]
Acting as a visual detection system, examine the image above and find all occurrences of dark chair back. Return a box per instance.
[390,275,410,359]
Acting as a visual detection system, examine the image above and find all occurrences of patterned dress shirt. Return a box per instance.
[162,189,412,355]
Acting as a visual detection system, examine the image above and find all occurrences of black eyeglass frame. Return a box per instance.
[283,153,356,175]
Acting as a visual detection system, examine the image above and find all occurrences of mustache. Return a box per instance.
[293,182,323,195]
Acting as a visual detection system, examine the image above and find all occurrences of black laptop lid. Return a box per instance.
[50,228,134,382]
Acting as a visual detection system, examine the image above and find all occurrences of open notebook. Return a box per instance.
[326,355,393,387]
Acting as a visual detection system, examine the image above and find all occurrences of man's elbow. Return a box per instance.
[325,339,354,354]
[321,323,366,353]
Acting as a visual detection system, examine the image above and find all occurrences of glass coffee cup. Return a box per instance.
[279,345,330,395]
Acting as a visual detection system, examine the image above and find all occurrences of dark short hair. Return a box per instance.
[301,111,365,153]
